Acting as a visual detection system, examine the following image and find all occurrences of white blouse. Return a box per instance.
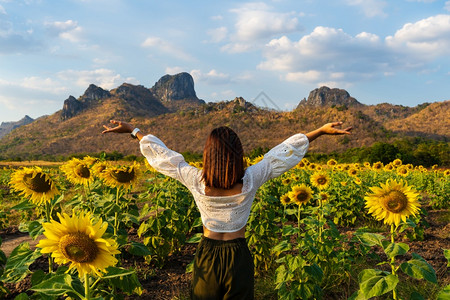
[140,133,309,233]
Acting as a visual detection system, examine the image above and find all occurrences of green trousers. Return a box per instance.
[191,236,254,300]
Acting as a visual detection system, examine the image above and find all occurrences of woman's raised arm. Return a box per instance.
[102,120,144,140]
[305,122,352,143]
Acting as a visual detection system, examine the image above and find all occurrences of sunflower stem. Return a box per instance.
[390,224,398,300]
[318,198,323,244]
[48,256,53,273]
[84,273,90,300]
[114,188,120,236]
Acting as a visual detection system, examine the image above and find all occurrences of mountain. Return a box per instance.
[0,73,448,160]
[297,86,363,108]
[0,115,34,139]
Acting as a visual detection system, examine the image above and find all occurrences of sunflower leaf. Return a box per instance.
[30,274,78,297]
[355,232,386,247]
[11,200,34,211]
[358,269,398,298]
[103,266,143,295]
[0,243,41,283]
[128,242,152,256]
[186,233,203,244]
[400,253,437,283]
[384,242,409,259]
[272,240,292,255]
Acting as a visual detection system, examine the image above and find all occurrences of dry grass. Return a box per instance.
[0,161,63,167]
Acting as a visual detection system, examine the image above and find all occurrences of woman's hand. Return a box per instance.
[102,120,134,134]
[320,122,352,135]
[305,122,352,142]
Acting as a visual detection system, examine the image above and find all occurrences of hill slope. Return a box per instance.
[0,74,448,160]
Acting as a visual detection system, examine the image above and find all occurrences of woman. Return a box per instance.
[102,120,352,299]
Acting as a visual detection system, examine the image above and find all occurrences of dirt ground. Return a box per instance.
[1,209,449,300]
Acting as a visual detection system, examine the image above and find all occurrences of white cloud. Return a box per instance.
[211,15,223,21]
[222,2,303,53]
[141,36,193,61]
[57,68,139,89]
[210,89,235,100]
[258,14,450,86]
[207,26,228,43]
[345,0,387,18]
[386,15,450,58]
[285,70,321,82]
[191,69,230,85]
[45,20,83,43]
[165,66,185,74]
[22,76,67,93]
[0,76,67,94]
[230,2,301,40]
[0,5,6,14]
[445,1,450,11]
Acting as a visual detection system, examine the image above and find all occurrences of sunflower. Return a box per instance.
[327,159,338,167]
[282,177,292,186]
[61,158,94,186]
[280,193,291,205]
[318,192,330,203]
[296,160,307,169]
[100,162,140,190]
[189,161,204,169]
[308,163,318,171]
[347,168,358,177]
[291,173,300,181]
[252,155,264,165]
[82,156,99,167]
[354,177,362,185]
[384,164,394,171]
[9,167,59,206]
[288,184,313,206]
[372,162,384,171]
[243,157,252,168]
[397,166,409,177]
[444,170,450,176]
[91,161,110,178]
[36,211,120,278]
[310,172,330,190]
[392,159,402,167]
[363,162,371,168]
[365,179,421,226]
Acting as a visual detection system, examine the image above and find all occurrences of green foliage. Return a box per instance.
[137,175,200,267]
[0,243,41,283]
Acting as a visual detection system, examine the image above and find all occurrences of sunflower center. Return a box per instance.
[296,192,309,203]
[317,177,327,185]
[59,232,98,263]
[23,173,52,193]
[111,169,135,183]
[75,165,91,178]
[382,190,408,213]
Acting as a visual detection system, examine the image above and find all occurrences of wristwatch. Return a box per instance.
[130,128,140,139]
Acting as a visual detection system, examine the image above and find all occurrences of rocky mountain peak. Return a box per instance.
[151,72,198,102]
[0,115,34,139]
[81,84,111,102]
[297,86,363,108]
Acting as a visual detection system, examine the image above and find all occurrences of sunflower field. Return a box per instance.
[0,156,449,300]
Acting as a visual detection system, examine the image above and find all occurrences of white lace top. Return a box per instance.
[140,133,309,233]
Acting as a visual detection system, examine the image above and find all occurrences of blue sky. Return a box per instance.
[1,0,449,123]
